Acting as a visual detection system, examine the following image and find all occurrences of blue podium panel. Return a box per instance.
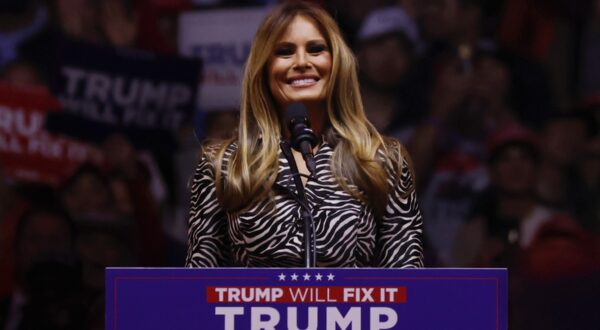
[106,268,507,330]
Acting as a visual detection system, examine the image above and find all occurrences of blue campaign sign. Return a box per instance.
[45,38,202,149]
[106,268,507,330]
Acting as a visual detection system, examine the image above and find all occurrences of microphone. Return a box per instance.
[285,103,318,178]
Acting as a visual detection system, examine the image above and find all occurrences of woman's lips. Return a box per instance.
[289,77,319,87]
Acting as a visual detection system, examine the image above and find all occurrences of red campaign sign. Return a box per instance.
[0,83,102,186]
[206,286,407,304]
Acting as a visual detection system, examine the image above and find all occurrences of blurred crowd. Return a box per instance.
[0,0,599,329]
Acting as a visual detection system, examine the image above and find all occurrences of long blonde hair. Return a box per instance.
[208,1,405,215]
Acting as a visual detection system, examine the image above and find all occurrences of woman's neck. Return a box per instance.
[282,101,327,138]
[306,103,327,136]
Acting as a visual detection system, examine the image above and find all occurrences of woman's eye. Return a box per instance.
[308,44,327,54]
[274,47,294,56]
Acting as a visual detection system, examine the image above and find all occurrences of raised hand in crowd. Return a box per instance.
[102,133,140,180]
[55,0,100,43]
[408,59,474,182]
[429,59,474,122]
[99,0,138,48]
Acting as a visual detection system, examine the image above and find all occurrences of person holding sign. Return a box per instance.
[186,1,423,268]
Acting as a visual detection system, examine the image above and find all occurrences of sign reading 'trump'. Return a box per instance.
[106,268,507,330]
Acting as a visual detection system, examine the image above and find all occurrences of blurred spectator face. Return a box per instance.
[491,144,538,195]
[421,0,461,40]
[397,0,425,19]
[110,178,134,216]
[205,111,238,140]
[77,229,128,290]
[16,212,73,274]
[472,56,510,105]
[421,0,480,42]
[55,0,99,42]
[61,171,114,217]
[102,133,137,176]
[359,36,412,88]
[157,12,178,47]
[327,0,388,29]
[542,118,587,166]
[0,61,44,88]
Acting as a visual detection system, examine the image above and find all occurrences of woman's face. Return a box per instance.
[267,15,332,110]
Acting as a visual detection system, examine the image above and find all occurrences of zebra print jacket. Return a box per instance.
[186,141,424,268]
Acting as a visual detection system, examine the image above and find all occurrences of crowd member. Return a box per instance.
[536,110,599,231]
[452,124,560,267]
[0,59,46,89]
[59,163,119,220]
[101,134,167,266]
[409,48,519,265]
[59,157,165,267]
[186,1,424,268]
[0,202,83,330]
[452,122,599,329]
[0,168,30,297]
[75,213,134,329]
[355,5,422,135]
[0,0,48,70]
[415,0,552,129]
[323,0,390,46]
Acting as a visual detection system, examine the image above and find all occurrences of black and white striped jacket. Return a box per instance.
[186,141,424,268]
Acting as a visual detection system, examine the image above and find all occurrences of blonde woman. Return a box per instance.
[186,1,423,268]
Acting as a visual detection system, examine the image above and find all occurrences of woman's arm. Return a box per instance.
[185,156,231,267]
[375,150,424,268]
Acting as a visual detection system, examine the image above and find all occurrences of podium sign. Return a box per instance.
[106,268,506,330]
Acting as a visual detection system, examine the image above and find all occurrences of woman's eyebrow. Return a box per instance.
[275,41,295,47]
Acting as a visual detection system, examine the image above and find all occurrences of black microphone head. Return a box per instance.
[284,102,317,149]
[285,102,309,126]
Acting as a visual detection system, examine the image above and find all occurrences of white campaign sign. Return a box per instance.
[179,7,268,110]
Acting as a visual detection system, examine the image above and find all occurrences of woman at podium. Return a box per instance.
[186,1,423,268]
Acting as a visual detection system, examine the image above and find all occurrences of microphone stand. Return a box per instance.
[301,209,316,268]
[279,141,316,268]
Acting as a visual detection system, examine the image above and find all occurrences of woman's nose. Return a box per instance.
[293,50,310,69]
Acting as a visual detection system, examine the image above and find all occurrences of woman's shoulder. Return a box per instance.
[197,139,237,164]
[380,136,411,169]
[380,136,417,191]
[194,139,238,177]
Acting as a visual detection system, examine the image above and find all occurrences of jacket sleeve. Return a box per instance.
[374,152,425,268]
[185,156,231,267]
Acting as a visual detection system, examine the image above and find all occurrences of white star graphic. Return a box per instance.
[278,273,286,281]
[327,273,335,281]
[290,273,299,281]
[314,273,323,281]
[303,273,311,281]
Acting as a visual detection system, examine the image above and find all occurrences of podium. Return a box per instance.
[106,268,507,330]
